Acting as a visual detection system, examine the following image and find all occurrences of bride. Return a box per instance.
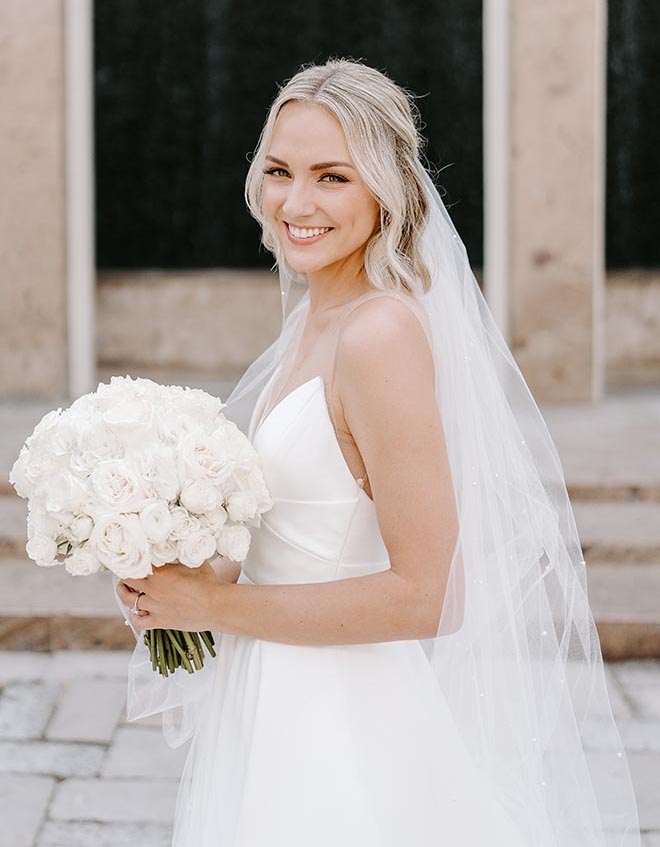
[116,58,641,845]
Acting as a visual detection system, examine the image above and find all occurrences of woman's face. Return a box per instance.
[261,101,380,278]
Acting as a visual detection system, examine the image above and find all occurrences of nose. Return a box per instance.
[281,178,317,221]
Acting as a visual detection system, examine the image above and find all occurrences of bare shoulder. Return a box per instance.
[336,293,434,383]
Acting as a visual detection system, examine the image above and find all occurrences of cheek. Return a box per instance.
[261,184,281,221]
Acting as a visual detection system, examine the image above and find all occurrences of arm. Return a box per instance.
[209,297,459,645]
[208,554,242,584]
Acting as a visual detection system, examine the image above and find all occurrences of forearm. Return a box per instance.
[208,555,242,584]
[210,568,435,645]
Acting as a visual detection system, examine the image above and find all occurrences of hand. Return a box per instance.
[117,560,224,632]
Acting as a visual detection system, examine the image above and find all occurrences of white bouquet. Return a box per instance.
[9,375,273,676]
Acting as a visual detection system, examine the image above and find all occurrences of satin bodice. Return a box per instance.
[239,373,391,586]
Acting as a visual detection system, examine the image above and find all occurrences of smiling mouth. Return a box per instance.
[285,222,334,244]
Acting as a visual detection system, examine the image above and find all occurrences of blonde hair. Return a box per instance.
[244,58,433,295]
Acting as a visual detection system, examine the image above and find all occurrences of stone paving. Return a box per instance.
[0,649,658,846]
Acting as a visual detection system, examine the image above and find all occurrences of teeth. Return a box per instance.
[288,224,332,239]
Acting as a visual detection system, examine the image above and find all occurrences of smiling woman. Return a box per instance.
[129,57,641,847]
[259,101,381,293]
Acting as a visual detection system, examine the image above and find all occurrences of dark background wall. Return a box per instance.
[606,1,660,269]
[94,1,659,273]
[93,0,483,270]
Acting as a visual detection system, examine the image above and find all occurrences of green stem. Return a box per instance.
[182,631,203,671]
[199,630,216,657]
[167,631,195,673]
[163,629,174,674]
[156,630,167,676]
[146,632,158,672]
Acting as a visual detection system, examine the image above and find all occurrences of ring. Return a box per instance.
[130,590,146,616]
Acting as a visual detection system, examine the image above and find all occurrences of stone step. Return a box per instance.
[587,563,660,660]
[0,554,657,659]
[0,557,134,652]
[2,493,660,563]
[572,500,660,563]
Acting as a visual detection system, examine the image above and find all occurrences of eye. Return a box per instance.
[321,173,348,183]
[263,167,289,177]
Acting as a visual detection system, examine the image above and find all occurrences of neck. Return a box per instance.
[305,261,374,315]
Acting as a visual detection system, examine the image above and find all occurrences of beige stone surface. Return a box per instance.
[509,0,605,401]
[97,269,284,380]
[0,1,67,400]
[606,271,660,386]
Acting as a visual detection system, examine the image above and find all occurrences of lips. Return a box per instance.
[284,222,334,245]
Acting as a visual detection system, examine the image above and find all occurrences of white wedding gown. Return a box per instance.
[170,292,529,845]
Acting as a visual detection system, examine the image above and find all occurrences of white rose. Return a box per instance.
[177,529,217,568]
[225,491,258,523]
[68,513,94,543]
[168,506,201,541]
[215,524,251,563]
[199,506,228,533]
[137,449,180,501]
[73,422,124,474]
[29,408,63,444]
[222,419,259,472]
[50,418,78,457]
[91,461,149,510]
[101,397,157,450]
[26,535,59,567]
[176,430,233,489]
[169,386,225,423]
[89,513,151,578]
[139,500,172,543]
[65,547,101,576]
[44,471,87,513]
[24,446,64,488]
[9,446,33,498]
[150,537,179,567]
[180,479,221,515]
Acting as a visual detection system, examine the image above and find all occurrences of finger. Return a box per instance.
[122,576,150,591]
[117,582,141,607]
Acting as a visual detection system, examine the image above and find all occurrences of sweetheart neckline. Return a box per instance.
[254,375,372,502]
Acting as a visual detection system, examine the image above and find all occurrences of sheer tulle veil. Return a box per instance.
[113,61,641,845]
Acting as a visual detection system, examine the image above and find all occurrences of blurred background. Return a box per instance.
[0,2,659,843]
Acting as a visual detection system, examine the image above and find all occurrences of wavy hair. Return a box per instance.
[244,58,434,295]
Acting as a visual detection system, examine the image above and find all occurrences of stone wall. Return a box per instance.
[0,1,67,400]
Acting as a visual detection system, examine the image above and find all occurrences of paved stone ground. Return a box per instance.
[0,650,657,846]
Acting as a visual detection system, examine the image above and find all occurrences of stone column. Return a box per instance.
[509,0,606,402]
[0,1,67,400]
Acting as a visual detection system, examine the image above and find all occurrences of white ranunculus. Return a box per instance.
[177,529,217,568]
[226,491,258,523]
[26,535,59,567]
[89,512,151,578]
[168,506,201,541]
[139,500,172,543]
[180,479,221,515]
[65,547,101,576]
[91,461,149,510]
[215,523,251,563]
[150,537,179,567]
[68,513,94,543]
[44,471,87,514]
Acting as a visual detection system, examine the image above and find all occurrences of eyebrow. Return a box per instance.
[265,155,356,171]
